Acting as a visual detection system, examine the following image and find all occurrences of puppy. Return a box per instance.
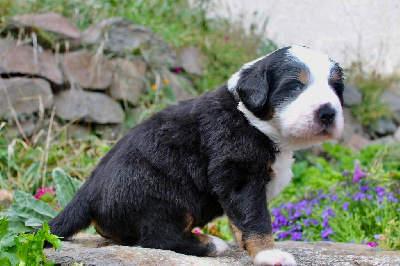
[46,46,344,265]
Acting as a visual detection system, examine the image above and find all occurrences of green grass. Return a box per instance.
[0,123,112,194]
[349,73,393,127]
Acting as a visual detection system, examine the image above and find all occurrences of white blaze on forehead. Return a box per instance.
[288,45,334,81]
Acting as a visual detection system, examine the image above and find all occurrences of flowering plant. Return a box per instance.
[34,186,61,211]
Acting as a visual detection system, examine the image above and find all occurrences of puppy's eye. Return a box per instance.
[292,84,304,91]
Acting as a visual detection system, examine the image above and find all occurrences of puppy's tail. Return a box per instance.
[46,191,91,240]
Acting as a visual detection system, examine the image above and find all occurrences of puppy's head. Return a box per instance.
[228,45,344,149]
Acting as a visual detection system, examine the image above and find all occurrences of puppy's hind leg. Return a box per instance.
[140,230,229,257]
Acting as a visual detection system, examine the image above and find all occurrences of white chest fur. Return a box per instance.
[266,149,294,201]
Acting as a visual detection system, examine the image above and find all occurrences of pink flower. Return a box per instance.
[224,36,229,41]
[173,67,182,73]
[192,228,202,234]
[34,186,55,199]
[366,242,379,247]
[352,163,367,183]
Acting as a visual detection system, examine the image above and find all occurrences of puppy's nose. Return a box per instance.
[317,106,336,125]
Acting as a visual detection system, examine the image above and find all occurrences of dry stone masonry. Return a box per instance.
[0,12,399,147]
[0,13,200,140]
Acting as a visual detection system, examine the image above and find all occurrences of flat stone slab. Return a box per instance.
[0,77,53,117]
[0,39,62,84]
[54,90,124,124]
[62,51,113,90]
[10,13,81,40]
[44,234,400,266]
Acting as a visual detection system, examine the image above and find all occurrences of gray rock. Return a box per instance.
[380,90,400,125]
[9,13,81,48]
[109,58,147,105]
[44,234,400,266]
[0,39,63,84]
[95,124,125,140]
[54,89,125,124]
[394,127,400,141]
[343,84,362,107]
[82,18,177,67]
[371,135,395,145]
[371,117,397,136]
[0,78,53,117]
[179,46,203,75]
[62,51,113,90]
[162,71,196,102]
[344,134,371,152]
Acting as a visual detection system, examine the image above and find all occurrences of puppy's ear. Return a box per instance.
[235,67,269,113]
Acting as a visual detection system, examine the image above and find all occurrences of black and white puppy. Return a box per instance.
[45,46,344,265]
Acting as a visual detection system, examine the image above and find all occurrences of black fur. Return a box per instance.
[46,86,277,255]
[44,46,344,258]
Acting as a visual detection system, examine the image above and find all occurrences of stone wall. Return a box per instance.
[0,13,399,149]
[0,13,201,140]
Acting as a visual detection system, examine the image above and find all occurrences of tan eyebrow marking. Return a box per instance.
[298,68,309,85]
[330,69,342,83]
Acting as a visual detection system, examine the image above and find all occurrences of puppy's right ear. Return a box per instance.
[228,66,269,113]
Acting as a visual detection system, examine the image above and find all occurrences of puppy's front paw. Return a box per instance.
[254,249,297,266]
[207,235,229,256]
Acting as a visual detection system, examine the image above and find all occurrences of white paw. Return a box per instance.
[207,235,229,256]
[254,249,297,266]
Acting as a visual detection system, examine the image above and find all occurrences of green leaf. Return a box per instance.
[0,257,11,266]
[10,205,51,224]
[25,218,44,228]
[0,217,8,239]
[13,191,58,219]
[52,168,81,208]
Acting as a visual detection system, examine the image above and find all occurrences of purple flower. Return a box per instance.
[303,219,310,227]
[377,196,384,202]
[322,217,329,227]
[285,203,295,210]
[271,208,281,216]
[295,200,308,211]
[290,211,303,219]
[311,219,319,225]
[224,36,229,41]
[388,195,398,202]
[353,163,367,183]
[342,171,348,176]
[310,198,320,205]
[291,232,302,241]
[367,194,373,200]
[342,202,349,211]
[277,231,290,239]
[376,216,383,222]
[322,207,335,218]
[331,195,338,201]
[374,234,382,240]
[291,224,302,231]
[360,186,369,192]
[321,227,333,239]
[354,193,366,201]
[375,187,385,197]
[305,207,312,216]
